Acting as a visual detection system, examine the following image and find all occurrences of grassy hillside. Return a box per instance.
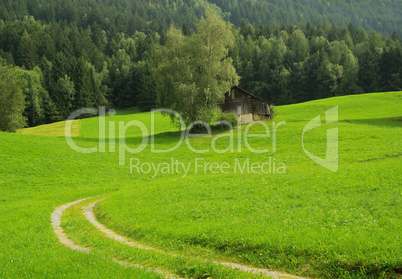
[1,92,401,278]
[93,92,402,277]
[18,120,81,137]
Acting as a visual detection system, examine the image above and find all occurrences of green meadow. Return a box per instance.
[1,92,401,278]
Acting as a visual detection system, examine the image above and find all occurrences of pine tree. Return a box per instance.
[17,30,37,70]
[91,22,106,51]
[380,44,402,91]
[358,48,380,93]
[52,75,75,118]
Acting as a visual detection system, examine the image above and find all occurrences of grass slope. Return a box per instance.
[1,92,401,278]
[18,120,81,137]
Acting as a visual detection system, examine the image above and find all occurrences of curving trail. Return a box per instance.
[215,261,307,279]
[51,198,307,279]
[83,201,165,253]
[51,198,91,253]
[84,200,307,279]
[51,198,182,279]
[113,259,185,279]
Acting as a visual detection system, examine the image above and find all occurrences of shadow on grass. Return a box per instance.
[176,236,401,278]
[74,127,236,146]
[343,117,402,127]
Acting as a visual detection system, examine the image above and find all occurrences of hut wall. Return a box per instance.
[252,101,270,115]
[222,86,270,124]
[221,99,249,115]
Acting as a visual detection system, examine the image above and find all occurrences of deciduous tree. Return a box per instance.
[153,13,239,125]
[0,62,26,132]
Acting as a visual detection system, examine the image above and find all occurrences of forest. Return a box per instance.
[0,0,401,131]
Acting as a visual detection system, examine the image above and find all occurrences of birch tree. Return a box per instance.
[153,13,239,126]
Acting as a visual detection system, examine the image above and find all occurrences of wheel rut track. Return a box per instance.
[52,197,308,279]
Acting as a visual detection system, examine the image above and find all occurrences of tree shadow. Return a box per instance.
[343,117,402,127]
[74,128,235,147]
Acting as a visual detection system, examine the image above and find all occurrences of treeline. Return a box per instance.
[210,0,401,35]
[233,20,401,104]
[0,0,221,33]
[1,0,400,35]
[0,16,162,129]
[0,8,401,131]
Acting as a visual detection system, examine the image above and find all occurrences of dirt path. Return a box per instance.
[51,198,182,279]
[82,201,164,253]
[51,198,308,279]
[51,198,91,253]
[84,200,307,279]
[113,259,185,279]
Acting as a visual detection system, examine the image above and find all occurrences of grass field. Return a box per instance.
[17,119,81,137]
[1,92,401,278]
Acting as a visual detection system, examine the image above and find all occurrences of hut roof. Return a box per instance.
[230,86,269,103]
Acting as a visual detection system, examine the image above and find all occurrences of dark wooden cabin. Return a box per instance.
[221,86,270,124]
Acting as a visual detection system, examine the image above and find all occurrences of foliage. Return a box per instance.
[153,13,239,126]
[52,75,75,119]
[234,22,402,105]
[0,0,400,34]
[269,104,277,120]
[218,111,238,128]
[220,0,401,34]
[0,1,400,131]
[0,61,26,131]
[20,67,48,126]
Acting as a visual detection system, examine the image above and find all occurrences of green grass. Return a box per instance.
[17,119,81,137]
[61,198,268,279]
[1,92,401,278]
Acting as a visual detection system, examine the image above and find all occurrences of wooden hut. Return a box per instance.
[221,86,270,124]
